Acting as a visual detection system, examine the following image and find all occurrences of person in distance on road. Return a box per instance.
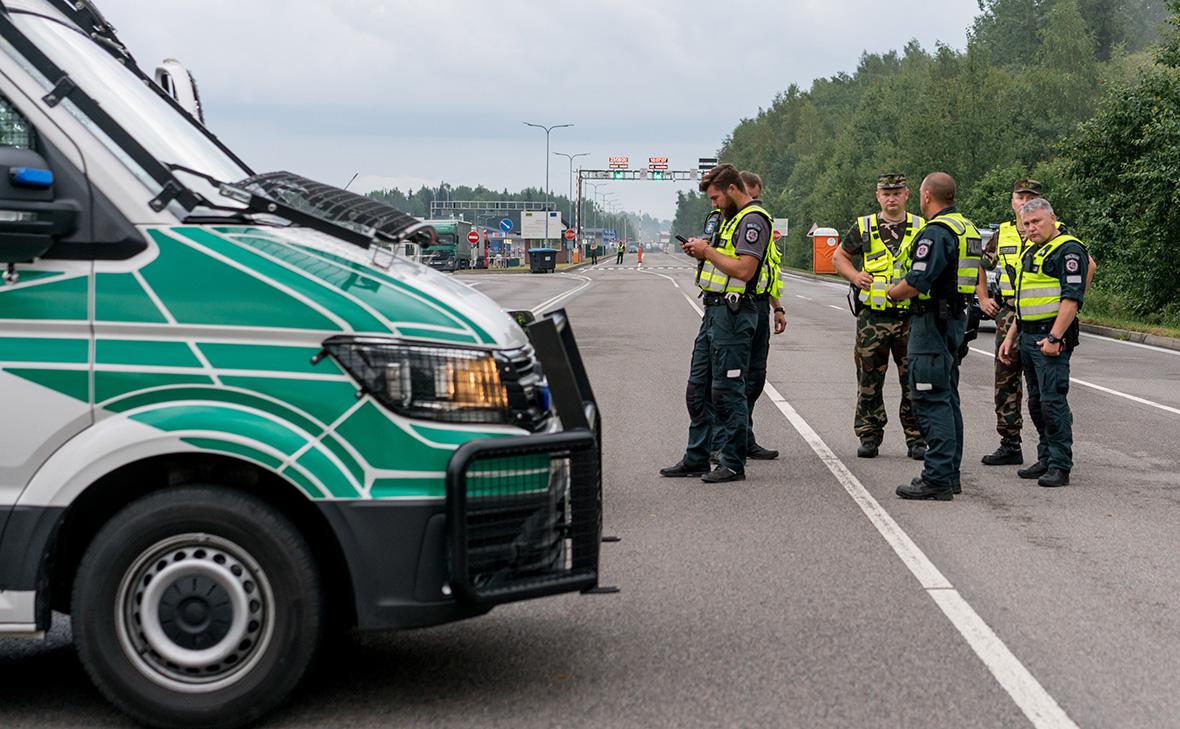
[888,172,982,501]
[616,240,625,265]
[831,173,927,461]
[737,170,787,462]
[660,163,773,483]
[998,198,1088,488]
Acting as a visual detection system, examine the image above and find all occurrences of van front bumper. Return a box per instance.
[323,309,603,630]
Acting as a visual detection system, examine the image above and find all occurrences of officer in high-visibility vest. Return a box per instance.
[832,173,927,461]
[998,198,1088,488]
[738,170,786,461]
[660,163,772,483]
[887,173,982,500]
[615,241,625,265]
[976,179,1096,467]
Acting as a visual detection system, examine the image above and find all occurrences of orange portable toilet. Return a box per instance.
[811,227,839,274]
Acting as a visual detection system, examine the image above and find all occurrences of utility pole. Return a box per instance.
[523,121,572,246]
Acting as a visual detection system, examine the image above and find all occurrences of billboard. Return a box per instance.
[521,210,562,239]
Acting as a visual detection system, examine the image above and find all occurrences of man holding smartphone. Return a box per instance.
[660,164,773,483]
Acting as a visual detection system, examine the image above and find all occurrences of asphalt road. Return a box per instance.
[5,251,1180,728]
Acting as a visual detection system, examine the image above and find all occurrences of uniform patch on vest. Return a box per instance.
[915,241,931,259]
[1066,275,1082,284]
[912,262,928,271]
[744,224,760,243]
[705,218,717,235]
[1065,256,1080,273]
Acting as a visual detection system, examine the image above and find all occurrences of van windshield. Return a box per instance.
[9,10,250,204]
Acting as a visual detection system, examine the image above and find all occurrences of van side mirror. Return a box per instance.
[0,147,80,270]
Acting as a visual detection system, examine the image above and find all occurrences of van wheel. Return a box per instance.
[72,486,323,729]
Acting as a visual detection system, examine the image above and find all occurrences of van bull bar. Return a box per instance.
[446,309,604,604]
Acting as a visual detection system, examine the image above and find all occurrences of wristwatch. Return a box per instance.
[1046,333,1062,345]
[773,307,786,314]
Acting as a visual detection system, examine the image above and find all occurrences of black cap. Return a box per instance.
[877,173,907,190]
[1012,178,1043,195]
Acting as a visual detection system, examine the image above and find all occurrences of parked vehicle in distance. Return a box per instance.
[420,218,474,271]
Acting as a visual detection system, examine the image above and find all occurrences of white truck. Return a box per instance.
[0,2,605,727]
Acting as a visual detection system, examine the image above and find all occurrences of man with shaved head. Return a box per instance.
[887,172,983,501]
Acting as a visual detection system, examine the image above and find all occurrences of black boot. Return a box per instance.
[1017,461,1048,480]
[907,441,928,461]
[1037,468,1070,488]
[659,460,710,478]
[857,438,880,459]
[912,475,961,495]
[897,478,954,501]
[701,465,745,483]
[747,443,780,460]
[982,440,1023,466]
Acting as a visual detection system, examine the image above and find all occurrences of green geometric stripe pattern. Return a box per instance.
[0,226,527,502]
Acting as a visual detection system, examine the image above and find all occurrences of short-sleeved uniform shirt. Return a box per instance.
[841,214,914,263]
[733,209,771,263]
[904,206,960,296]
[1021,236,1089,308]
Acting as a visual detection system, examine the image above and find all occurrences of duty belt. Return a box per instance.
[862,307,909,320]
[702,292,746,306]
[911,299,966,319]
[1020,319,1055,334]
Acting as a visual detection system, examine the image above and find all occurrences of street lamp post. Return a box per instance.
[554,151,589,241]
[523,121,572,247]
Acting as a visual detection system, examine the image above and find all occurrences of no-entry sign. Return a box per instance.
[564,228,576,240]
[467,231,480,244]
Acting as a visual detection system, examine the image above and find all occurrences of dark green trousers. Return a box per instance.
[745,298,771,451]
[907,312,965,488]
[1020,331,1073,470]
[683,299,758,472]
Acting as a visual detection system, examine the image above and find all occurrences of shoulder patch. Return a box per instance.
[914,241,931,260]
[745,224,760,243]
[1064,257,1080,273]
[705,218,717,235]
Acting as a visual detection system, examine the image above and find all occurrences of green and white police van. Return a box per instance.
[0,2,605,727]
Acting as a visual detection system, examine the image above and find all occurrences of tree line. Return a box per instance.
[673,0,1179,325]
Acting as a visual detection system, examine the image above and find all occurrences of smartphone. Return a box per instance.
[675,235,690,244]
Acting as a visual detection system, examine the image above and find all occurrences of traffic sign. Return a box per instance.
[772,230,782,242]
[699,157,718,171]
[499,218,513,233]
[608,155,629,169]
[467,231,480,244]
[648,156,669,170]
[564,228,576,240]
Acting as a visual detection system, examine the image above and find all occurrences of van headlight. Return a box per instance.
[325,338,512,424]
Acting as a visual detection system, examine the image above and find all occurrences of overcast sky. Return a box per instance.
[96,1,982,221]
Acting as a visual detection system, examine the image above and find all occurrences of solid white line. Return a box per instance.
[781,271,848,290]
[968,346,1180,417]
[828,304,844,311]
[1079,331,1180,357]
[641,269,680,289]
[676,298,1078,729]
[795,295,812,301]
[531,273,593,315]
[681,293,704,317]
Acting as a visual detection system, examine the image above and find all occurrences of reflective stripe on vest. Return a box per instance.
[995,221,1023,298]
[895,212,982,300]
[699,204,774,295]
[856,212,925,310]
[1015,234,1082,322]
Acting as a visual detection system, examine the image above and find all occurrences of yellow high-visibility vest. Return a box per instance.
[856,212,925,310]
[698,204,775,295]
[1015,233,1084,322]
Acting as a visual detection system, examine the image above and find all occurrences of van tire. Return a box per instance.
[72,485,323,729]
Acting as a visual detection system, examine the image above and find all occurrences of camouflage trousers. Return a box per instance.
[854,309,921,445]
[993,305,1023,444]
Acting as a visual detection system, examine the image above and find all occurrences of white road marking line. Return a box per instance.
[781,271,848,290]
[828,304,844,311]
[1079,332,1180,357]
[968,346,1180,417]
[674,298,1078,729]
[795,295,812,301]
[681,293,704,317]
[531,273,593,315]
[641,270,680,289]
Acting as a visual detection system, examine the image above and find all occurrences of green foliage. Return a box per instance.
[1063,2,1180,318]
[676,0,1174,327]
[670,191,713,241]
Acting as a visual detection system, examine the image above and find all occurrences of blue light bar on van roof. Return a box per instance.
[10,167,54,189]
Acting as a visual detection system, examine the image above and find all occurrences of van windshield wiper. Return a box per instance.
[168,165,435,251]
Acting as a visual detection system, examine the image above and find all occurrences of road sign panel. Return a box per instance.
[499,218,513,233]
[772,230,782,242]
[467,231,480,244]
[564,228,576,240]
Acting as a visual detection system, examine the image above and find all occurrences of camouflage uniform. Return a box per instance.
[992,305,1022,445]
[854,309,922,445]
